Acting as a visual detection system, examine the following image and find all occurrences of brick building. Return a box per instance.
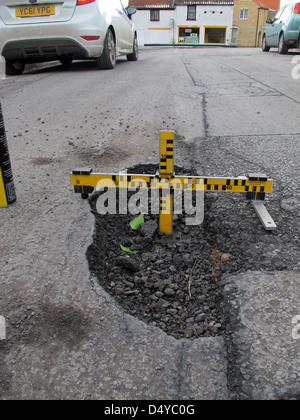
[233,0,280,46]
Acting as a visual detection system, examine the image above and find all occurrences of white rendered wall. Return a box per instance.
[132,5,234,46]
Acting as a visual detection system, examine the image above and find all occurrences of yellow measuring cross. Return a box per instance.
[70,131,275,232]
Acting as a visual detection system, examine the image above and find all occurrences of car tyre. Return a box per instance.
[97,29,116,70]
[6,60,25,76]
[262,35,270,52]
[127,34,138,62]
[278,33,289,55]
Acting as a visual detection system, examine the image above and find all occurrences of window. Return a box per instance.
[279,6,292,22]
[187,5,196,20]
[240,9,249,20]
[150,9,160,21]
[179,27,200,44]
[274,7,285,21]
[205,27,227,44]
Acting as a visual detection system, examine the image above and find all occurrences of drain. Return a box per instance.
[86,164,299,340]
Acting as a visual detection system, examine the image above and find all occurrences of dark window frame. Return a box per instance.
[187,5,197,21]
[150,9,160,21]
[239,9,249,20]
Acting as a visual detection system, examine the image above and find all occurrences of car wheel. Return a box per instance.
[262,35,270,52]
[278,34,289,55]
[97,29,116,70]
[127,35,138,62]
[6,60,25,76]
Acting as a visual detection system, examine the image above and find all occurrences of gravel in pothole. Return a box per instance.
[86,165,300,340]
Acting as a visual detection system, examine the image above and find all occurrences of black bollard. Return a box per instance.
[0,102,16,207]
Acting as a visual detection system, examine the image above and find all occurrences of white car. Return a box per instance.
[0,0,138,75]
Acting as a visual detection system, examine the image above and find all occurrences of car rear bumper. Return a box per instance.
[2,38,89,61]
[284,30,299,45]
[0,6,106,61]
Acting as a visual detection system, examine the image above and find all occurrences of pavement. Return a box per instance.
[0,47,300,400]
[222,271,300,400]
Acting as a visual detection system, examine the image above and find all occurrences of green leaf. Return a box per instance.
[119,244,138,254]
[130,213,144,231]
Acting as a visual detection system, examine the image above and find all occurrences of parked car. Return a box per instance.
[262,2,300,54]
[0,0,138,75]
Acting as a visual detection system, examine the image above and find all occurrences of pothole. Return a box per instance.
[86,164,300,340]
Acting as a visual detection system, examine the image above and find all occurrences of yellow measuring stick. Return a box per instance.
[70,131,274,233]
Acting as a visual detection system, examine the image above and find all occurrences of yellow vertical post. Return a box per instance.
[159,131,174,234]
[160,189,173,234]
[0,102,16,207]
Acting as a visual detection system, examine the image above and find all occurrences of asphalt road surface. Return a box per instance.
[0,47,299,400]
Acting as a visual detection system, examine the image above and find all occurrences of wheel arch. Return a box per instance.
[278,30,285,44]
[108,25,116,42]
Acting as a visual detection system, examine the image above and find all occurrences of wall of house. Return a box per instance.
[132,5,234,46]
[133,9,175,46]
[233,0,275,46]
[176,5,234,45]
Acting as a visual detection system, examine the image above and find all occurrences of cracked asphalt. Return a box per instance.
[0,47,299,400]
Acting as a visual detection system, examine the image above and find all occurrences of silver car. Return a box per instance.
[0,0,138,75]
